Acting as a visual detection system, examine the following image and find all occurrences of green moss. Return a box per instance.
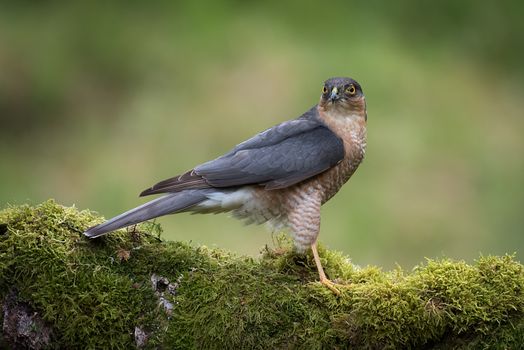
[1,200,523,349]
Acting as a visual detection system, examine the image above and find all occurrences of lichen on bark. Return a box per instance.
[0,200,523,349]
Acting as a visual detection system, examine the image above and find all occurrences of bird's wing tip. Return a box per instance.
[139,188,153,197]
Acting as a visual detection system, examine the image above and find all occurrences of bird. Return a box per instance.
[84,77,367,293]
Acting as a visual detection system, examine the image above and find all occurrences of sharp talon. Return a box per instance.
[320,277,341,295]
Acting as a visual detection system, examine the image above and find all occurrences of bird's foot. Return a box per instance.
[320,277,341,295]
[310,241,342,295]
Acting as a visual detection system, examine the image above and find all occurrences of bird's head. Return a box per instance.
[318,77,366,119]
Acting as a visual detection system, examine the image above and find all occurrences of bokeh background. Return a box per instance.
[1,1,523,269]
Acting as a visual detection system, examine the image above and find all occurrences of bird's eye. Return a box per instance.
[322,86,329,95]
[345,84,356,95]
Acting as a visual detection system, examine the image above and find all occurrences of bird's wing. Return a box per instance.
[140,110,345,196]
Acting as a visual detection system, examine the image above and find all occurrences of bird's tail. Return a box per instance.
[83,190,211,238]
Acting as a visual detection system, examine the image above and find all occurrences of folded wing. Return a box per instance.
[140,114,345,196]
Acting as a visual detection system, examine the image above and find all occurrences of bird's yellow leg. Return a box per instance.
[311,242,340,295]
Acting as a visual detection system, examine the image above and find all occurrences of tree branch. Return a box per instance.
[1,200,523,349]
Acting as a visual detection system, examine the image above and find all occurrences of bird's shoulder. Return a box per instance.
[225,105,331,153]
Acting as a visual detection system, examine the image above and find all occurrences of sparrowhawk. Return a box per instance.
[84,77,367,293]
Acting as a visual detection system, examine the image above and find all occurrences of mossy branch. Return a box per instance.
[0,201,523,349]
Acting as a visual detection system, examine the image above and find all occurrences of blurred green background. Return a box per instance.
[1,1,523,269]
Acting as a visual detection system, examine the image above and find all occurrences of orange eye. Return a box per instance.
[346,84,356,95]
[322,86,329,95]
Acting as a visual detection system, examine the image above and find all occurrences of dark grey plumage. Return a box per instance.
[84,190,213,238]
[196,122,344,190]
[140,108,344,195]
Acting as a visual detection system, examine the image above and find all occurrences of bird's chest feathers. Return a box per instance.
[316,111,367,202]
[319,111,367,160]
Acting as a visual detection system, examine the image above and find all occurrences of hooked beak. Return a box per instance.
[328,87,339,102]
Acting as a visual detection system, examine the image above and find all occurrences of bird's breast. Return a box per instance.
[316,144,365,204]
[313,114,367,204]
